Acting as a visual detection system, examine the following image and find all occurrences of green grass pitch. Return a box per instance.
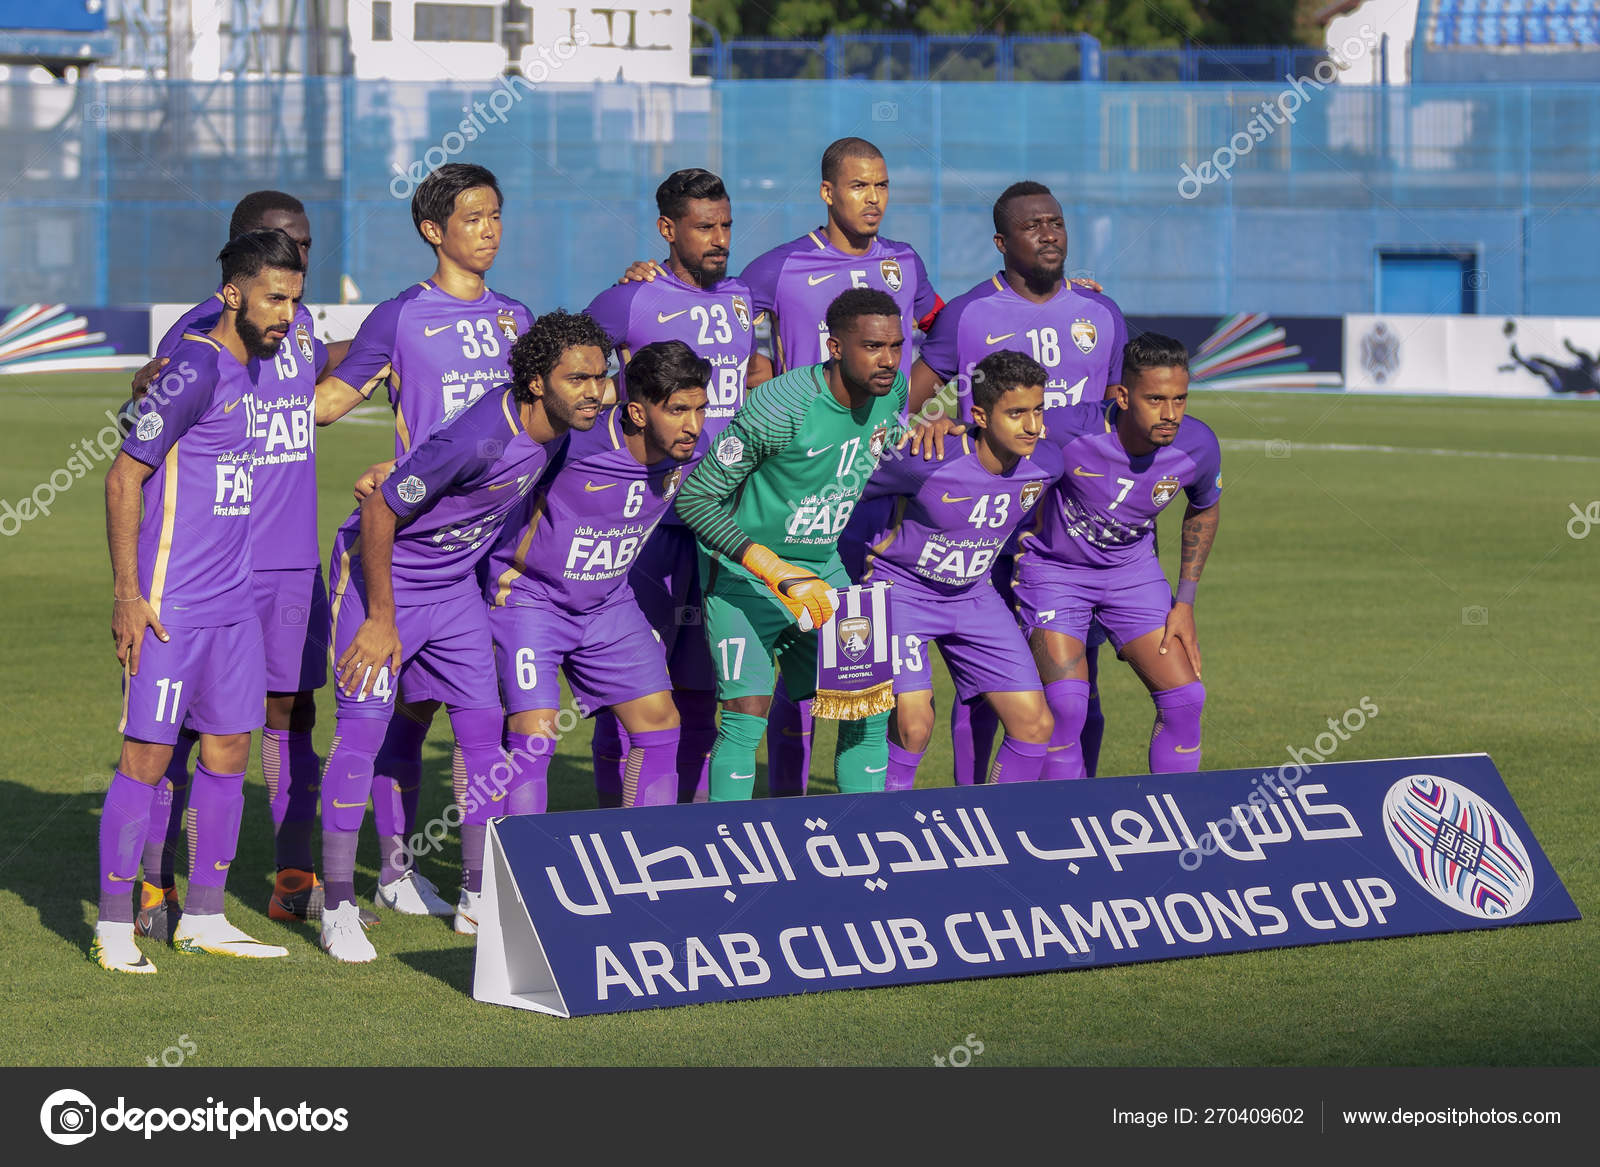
[1,373,1594,1066]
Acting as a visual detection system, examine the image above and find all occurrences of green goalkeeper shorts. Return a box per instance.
[699,551,849,702]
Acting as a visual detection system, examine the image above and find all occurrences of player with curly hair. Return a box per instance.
[316,309,610,960]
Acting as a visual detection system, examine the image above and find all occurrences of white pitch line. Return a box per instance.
[1220,439,1600,465]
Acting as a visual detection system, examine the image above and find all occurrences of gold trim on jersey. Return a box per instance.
[181,331,223,351]
[607,406,623,450]
[395,389,412,452]
[492,494,549,607]
[117,659,131,735]
[499,387,518,433]
[327,547,354,673]
[990,274,1005,294]
[146,442,182,619]
[859,497,908,583]
[807,231,827,250]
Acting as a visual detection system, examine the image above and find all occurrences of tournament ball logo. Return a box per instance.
[1383,774,1534,920]
[396,475,427,506]
[295,322,314,365]
[135,412,163,442]
[716,433,744,467]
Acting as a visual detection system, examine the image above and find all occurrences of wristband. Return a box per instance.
[114,594,143,603]
[1175,579,1198,605]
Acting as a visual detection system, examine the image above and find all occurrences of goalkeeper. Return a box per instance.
[675,289,908,801]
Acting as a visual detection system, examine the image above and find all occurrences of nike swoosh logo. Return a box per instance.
[584,480,617,492]
[332,798,365,809]
[490,791,507,802]
[1174,744,1201,754]
[423,323,453,337]
[106,871,137,882]
[487,480,518,491]
[223,398,244,413]
[780,728,808,738]
[730,772,755,780]
[657,309,689,324]
[807,445,834,457]
[864,765,887,774]
[985,332,1016,345]
[1072,466,1104,478]
[807,273,837,286]
[940,492,973,504]
[214,860,230,871]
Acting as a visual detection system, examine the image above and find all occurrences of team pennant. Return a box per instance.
[812,581,894,721]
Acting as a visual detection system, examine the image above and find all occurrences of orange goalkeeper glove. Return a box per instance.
[742,544,835,631]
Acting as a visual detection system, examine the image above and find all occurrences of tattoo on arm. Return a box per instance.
[1179,502,1219,583]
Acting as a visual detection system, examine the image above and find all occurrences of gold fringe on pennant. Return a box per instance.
[811,680,894,721]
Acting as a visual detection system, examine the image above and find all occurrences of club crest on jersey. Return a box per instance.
[1070,319,1098,354]
[396,475,427,505]
[868,423,888,460]
[661,466,683,502]
[837,615,873,662]
[1151,475,1181,507]
[496,309,518,340]
[135,412,163,442]
[295,322,314,364]
[730,295,751,332]
[879,259,903,293]
[1020,481,1043,511]
[716,433,744,467]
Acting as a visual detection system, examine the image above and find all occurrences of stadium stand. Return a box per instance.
[1415,1,1600,78]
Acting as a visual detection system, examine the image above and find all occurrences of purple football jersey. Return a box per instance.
[488,405,707,615]
[584,263,756,441]
[859,436,1064,597]
[156,287,328,569]
[332,281,531,455]
[919,274,1127,426]
[1018,410,1222,575]
[739,231,937,375]
[121,333,257,625]
[329,387,550,604]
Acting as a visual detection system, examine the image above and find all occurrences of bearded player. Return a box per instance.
[315,163,531,919]
[583,169,760,804]
[317,310,606,960]
[737,137,943,796]
[1014,333,1221,778]
[909,181,1128,787]
[487,339,708,818]
[93,230,306,972]
[861,350,1109,787]
[676,289,909,800]
[127,191,357,939]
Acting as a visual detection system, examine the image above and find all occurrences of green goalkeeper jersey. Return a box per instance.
[676,362,908,577]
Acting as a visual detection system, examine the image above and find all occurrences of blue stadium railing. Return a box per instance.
[687,35,1329,84]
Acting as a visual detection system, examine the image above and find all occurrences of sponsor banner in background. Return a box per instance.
[1347,314,1600,398]
[1128,313,1345,392]
[473,753,1577,1016]
[0,304,150,374]
[148,303,378,358]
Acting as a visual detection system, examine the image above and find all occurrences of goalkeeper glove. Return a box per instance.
[742,544,835,631]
